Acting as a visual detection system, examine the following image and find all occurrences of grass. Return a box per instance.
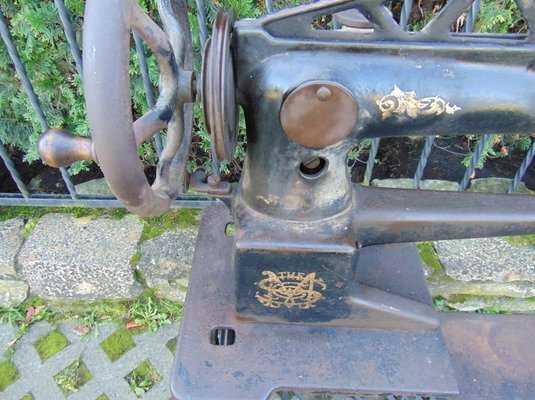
[129,292,183,332]
[100,328,136,362]
[34,330,69,361]
[95,394,109,400]
[504,234,535,247]
[126,360,162,397]
[139,208,200,242]
[416,242,441,274]
[0,206,127,223]
[54,359,92,397]
[20,394,34,400]
[0,359,20,391]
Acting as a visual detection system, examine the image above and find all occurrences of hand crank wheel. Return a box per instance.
[83,0,195,216]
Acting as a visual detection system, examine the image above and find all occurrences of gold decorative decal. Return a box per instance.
[255,271,327,309]
[377,85,461,120]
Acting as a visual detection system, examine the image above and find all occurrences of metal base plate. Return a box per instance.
[171,205,535,400]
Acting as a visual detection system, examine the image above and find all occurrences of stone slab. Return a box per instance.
[0,279,29,307]
[17,214,143,300]
[371,178,458,191]
[136,228,197,302]
[0,217,25,278]
[74,178,113,196]
[468,177,529,194]
[434,237,535,283]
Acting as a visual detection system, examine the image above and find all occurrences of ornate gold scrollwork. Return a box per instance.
[255,271,327,309]
[377,85,461,120]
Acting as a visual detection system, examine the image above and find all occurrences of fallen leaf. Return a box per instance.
[126,321,143,329]
[99,315,112,320]
[25,306,35,323]
[73,324,90,336]
[34,305,46,316]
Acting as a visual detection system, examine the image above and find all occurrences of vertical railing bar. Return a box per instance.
[508,140,535,194]
[363,137,380,186]
[399,0,412,31]
[54,0,84,81]
[413,135,435,188]
[266,0,275,14]
[459,133,491,191]
[465,0,480,33]
[333,18,341,30]
[195,0,208,47]
[0,142,30,198]
[133,31,163,155]
[0,8,78,199]
[414,1,480,190]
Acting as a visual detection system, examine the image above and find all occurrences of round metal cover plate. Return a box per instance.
[280,81,358,149]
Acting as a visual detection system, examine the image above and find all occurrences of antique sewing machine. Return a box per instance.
[38,0,535,398]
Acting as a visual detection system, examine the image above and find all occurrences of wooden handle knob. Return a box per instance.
[38,129,96,168]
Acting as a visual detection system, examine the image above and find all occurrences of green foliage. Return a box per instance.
[54,359,92,397]
[129,292,182,332]
[475,0,528,33]
[126,360,161,397]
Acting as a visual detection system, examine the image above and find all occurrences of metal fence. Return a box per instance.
[0,0,533,212]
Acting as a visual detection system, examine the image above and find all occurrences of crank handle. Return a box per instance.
[38,128,97,168]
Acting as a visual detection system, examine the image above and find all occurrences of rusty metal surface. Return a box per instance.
[171,205,459,400]
[38,128,96,168]
[440,313,535,400]
[83,0,194,216]
[188,170,232,196]
[280,81,358,149]
[202,10,238,161]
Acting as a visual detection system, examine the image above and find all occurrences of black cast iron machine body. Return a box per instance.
[38,0,535,398]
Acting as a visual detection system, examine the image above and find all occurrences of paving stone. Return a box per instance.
[17,214,143,300]
[74,178,113,196]
[0,279,29,307]
[137,228,197,302]
[3,320,179,400]
[0,218,25,278]
[371,178,458,191]
[468,177,530,194]
[434,237,535,283]
[0,323,18,360]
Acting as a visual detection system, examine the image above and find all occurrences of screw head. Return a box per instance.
[316,86,332,102]
[207,174,221,186]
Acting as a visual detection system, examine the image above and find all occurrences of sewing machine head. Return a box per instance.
[38,0,535,398]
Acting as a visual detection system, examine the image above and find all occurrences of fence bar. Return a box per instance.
[459,134,491,191]
[0,193,219,208]
[195,0,208,47]
[399,0,412,31]
[265,0,275,13]
[54,0,83,81]
[0,9,78,199]
[413,135,435,188]
[465,0,480,33]
[363,137,380,186]
[133,31,163,155]
[508,140,535,193]
[0,143,30,198]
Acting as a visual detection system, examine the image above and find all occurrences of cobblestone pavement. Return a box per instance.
[1,321,179,400]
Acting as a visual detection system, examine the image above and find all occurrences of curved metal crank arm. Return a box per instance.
[353,185,535,247]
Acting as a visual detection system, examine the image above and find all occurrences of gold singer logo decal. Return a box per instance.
[377,85,461,120]
[255,271,327,309]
